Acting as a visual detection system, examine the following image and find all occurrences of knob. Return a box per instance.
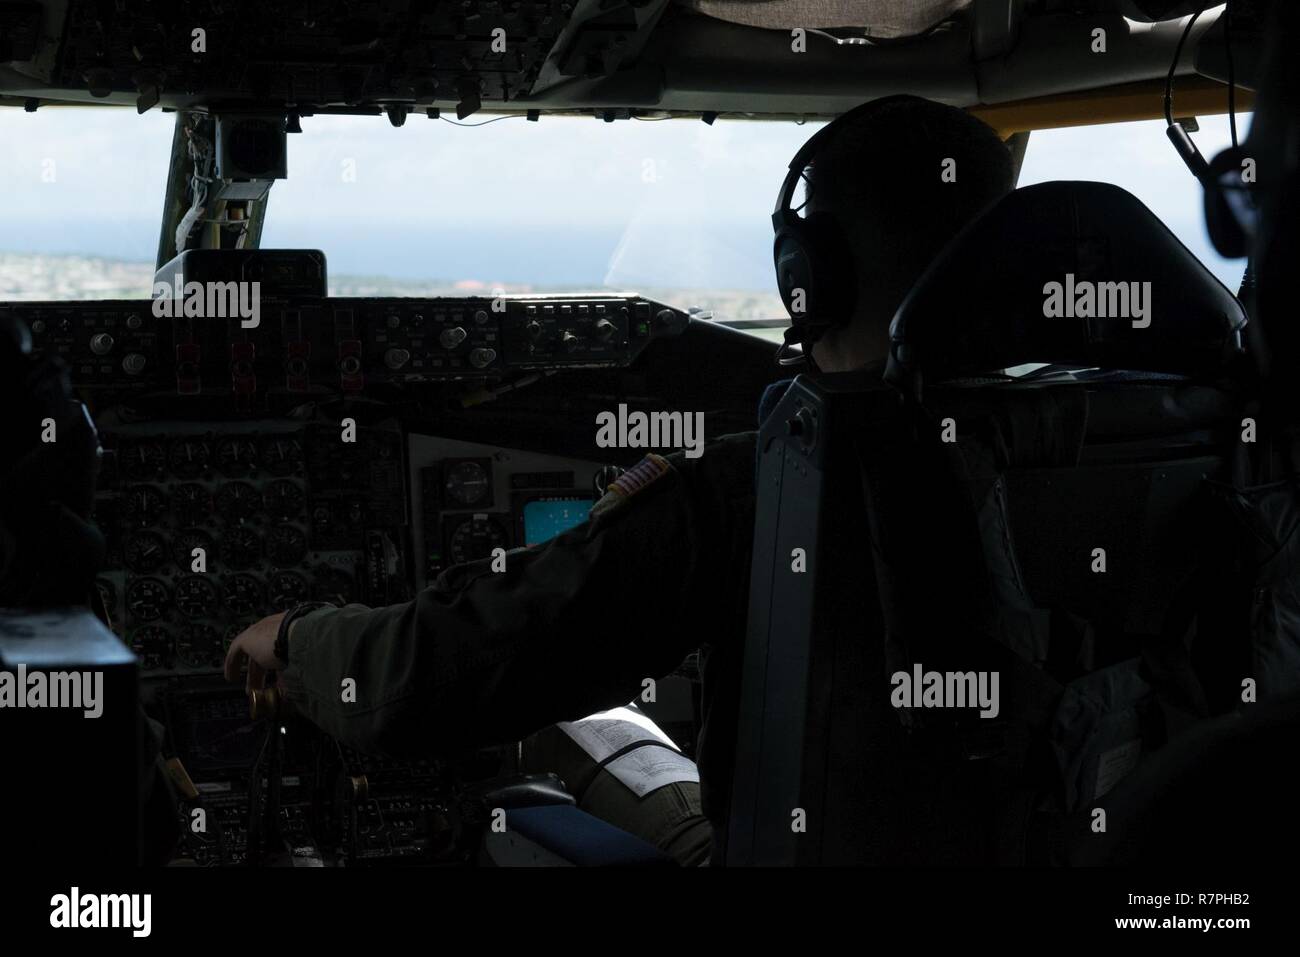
[249,685,284,721]
[122,353,147,375]
[439,326,468,349]
[525,320,544,341]
[125,313,143,330]
[593,465,624,496]
[469,347,497,369]
[593,319,616,341]
[384,348,411,370]
[786,407,816,447]
[560,331,579,352]
[30,319,46,335]
[473,310,489,324]
[387,314,401,329]
[90,332,114,355]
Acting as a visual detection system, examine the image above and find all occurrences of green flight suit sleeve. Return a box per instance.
[280,431,757,756]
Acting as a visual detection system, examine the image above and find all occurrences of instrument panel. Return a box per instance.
[132,428,614,869]
[94,420,407,676]
[1,295,686,394]
[412,436,608,586]
[90,420,615,678]
[6,283,650,867]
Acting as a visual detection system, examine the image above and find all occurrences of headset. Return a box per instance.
[1164,1,1260,259]
[772,99,905,364]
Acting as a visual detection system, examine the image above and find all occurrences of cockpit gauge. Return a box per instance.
[215,481,261,524]
[222,624,244,655]
[174,575,219,619]
[126,577,169,621]
[94,578,116,616]
[123,442,166,480]
[173,483,213,525]
[122,485,169,526]
[176,624,223,669]
[268,570,310,608]
[266,525,308,566]
[130,626,172,671]
[123,530,168,573]
[173,528,216,570]
[447,515,508,565]
[221,527,261,569]
[263,480,305,521]
[224,574,265,618]
[443,459,493,508]
[259,436,304,476]
[215,438,259,477]
[168,439,211,478]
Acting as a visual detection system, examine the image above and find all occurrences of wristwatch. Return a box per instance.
[274,601,330,666]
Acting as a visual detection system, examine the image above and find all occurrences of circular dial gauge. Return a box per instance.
[221,527,261,569]
[124,531,168,573]
[268,570,310,608]
[168,439,211,478]
[259,436,303,476]
[173,483,212,526]
[130,626,172,671]
[312,566,356,605]
[215,481,261,525]
[263,480,305,521]
[443,460,491,508]
[123,442,166,480]
[215,438,259,476]
[224,573,264,618]
[122,485,168,526]
[222,624,245,656]
[266,525,307,566]
[174,575,219,618]
[448,516,507,565]
[126,577,169,621]
[172,529,216,571]
[176,624,223,669]
[94,578,116,616]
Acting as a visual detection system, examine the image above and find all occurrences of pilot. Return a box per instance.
[1,317,180,866]
[225,94,1015,864]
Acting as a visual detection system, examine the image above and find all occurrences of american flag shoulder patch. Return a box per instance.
[589,453,673,521]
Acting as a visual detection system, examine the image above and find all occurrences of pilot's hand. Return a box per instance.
[224,612,287,694]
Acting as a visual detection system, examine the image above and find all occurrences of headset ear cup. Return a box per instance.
[1204,147,1252,260]
[800,212,858,323]
[774,227,816,321]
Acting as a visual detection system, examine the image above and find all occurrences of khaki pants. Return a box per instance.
[521,718,713,866]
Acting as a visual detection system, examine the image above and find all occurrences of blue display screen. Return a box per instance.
[522,498,592,546]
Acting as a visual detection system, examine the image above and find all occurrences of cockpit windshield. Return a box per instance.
[0,109,1247,347]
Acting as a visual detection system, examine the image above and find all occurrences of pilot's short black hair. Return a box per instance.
[806,94,1014,296]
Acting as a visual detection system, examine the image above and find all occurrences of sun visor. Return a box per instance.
[886,180,1247,387]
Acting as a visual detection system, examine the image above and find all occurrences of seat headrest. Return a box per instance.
[886,181,1247,389]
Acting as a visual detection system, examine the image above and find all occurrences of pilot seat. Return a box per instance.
[724,180,1291,866]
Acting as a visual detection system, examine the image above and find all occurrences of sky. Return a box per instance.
[0,105,1251,292]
